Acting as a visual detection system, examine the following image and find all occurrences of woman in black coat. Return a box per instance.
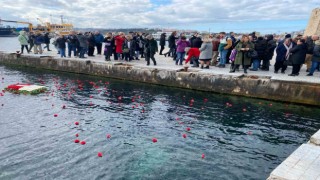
[159,33,166,55]
[288,39,307,76]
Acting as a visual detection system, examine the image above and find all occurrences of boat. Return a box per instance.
[0,24,18,37]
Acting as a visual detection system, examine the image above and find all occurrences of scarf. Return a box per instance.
[284,43,292,60]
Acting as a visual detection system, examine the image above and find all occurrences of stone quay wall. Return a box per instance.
[1,52,320,106]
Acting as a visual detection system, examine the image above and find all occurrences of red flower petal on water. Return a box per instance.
[204,98,208,102]
[202,154,205,159]
[75,133,79,137]
[247,131,252,135]
[132,106,135,109]
[97,152,103,157]
[186,127,191,131]
[152,138,158,143]
[90,95,93,98]
[182,134,187,138]
[176,117,180,121]
[106,134,111,139]
[243,108,247,112]
[62,105,66,109]
[80,141,86,145]
[54,114,58,117]
[75,122,79,125]
[74,139,80,143]
[269,104,273,106]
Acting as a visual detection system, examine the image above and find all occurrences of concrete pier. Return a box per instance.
[267,130,320,180]
[0,51,320,106]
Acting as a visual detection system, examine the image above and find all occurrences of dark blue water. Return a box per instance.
[0,65,319,180]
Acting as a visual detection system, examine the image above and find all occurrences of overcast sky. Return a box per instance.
[0,0,319,33]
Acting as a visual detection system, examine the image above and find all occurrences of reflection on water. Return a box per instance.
[0,65,319,180]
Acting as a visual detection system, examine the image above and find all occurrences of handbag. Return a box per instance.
[246,50,258,59]
[123,48,129,53]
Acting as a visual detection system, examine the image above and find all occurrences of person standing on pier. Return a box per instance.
[288,39,307,76]
[115,32,125,60]
[33,31,44,54]
[43,33,51,51]
[229,35,254,74]
[159,33,166,55]
[103,32,113,61]
[56,35,67,58]
[94,31,104,55]
[18,31,30,54]
[217,32,232,68]
[67,31,78,58]
[88,32,96,56]
[199,34,213,69]
[175,36,190,65]
[261,35,277,71]
[274,38,293,74]
[28,32,35,52]
[144,35,158,66]
[76,32,88,58]
[163,31,178,59]
[304,35,319,72]
[307,39,320,76]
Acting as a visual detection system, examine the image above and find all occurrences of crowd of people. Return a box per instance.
[17,30,320,76]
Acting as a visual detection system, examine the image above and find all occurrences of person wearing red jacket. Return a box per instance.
[185,47,200,67]
[114,32,125,60]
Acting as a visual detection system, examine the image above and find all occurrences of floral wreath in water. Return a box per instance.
[5,84,47,95]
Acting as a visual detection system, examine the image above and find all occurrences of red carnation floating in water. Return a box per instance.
[243,108,247,112]
[247,131,252,135]
[80,141,86,145]
[62,105,66,109]
[106,134,111,139]
[75,133,79,137]
[186,127,191,131]
[74,139,80,143]
[182,134,187,138]
[54,114,58,117]
[75,122,79,125]
[204,98,208,102]
[202,154,205,159]
[97,152,103,157]
[152,138,158,143]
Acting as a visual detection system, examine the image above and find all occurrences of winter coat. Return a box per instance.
[168,34,177,48]
[160,33,166,46]
[76,34,88,48]
[312,40,320,62]
[88,35,96,47]
[189,36,197,47]
[115,35,125,53]
[265,36,277,60]
[144,39,158,54]
[199,42,213,60]
[289,43,307,65]
[218,37,233,51]
[212,39,220,51]
[44,33,50,44]
[103,37,113,55]
[18,31,29,45]
[34,34,44,45]
[192,37,203,48]
[94,34,104,44]
[56,37,67,49]
[176,40,190,53]
[234,41,255,66]
[254,37,267,60]
[122,39,135,56]
[306,36,315,54]
[185,48,200,63]
[276,43,293,62]
[67,35,79,45]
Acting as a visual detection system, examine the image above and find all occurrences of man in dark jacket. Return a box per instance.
[94,31,104,55]
[43,33,51,51]
[307,40,320,76]
[163,31,178,59]
[88,32,96,56]
[261,35,277,71]
[67,31,79,57]
[250,37,267,71]
[159,33,166,55]
[288,39,307,76]
[304,35,319,72]
[144,35,158,66]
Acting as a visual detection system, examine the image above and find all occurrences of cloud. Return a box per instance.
[0,0,319,32]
